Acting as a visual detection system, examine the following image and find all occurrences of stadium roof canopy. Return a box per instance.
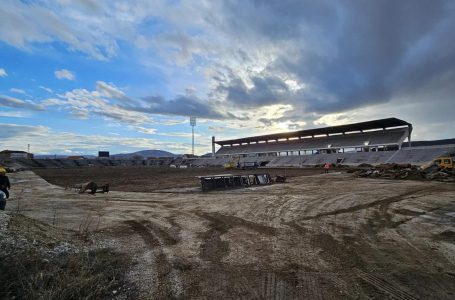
[216,118,412,146]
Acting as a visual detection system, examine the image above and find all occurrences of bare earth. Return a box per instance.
[6,168,455,299]
[33,167,327,192]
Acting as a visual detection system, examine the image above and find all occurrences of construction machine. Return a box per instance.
[239,161,259,170]
[420,153,454,177]
[432,156,454,170]
[223,156,240,169]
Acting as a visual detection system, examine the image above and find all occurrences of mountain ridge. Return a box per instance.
[34,149,178,159]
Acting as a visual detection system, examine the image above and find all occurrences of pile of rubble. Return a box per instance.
[351,163,455,182]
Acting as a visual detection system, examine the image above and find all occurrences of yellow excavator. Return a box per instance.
[432,155,454,170]
[420,153,454,176]
[223,156,240,169]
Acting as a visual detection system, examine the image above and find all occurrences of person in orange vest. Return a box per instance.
[324,162,331,173]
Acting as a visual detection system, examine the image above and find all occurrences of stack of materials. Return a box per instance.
[197,173,273,191]
[352,163,454,182]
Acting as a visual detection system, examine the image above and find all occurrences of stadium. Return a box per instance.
[191,117,455,168]
[2,1,455,298]
[4,117,454,170]
[2,118,455,299]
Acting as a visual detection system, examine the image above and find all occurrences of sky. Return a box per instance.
[1,0,454,155]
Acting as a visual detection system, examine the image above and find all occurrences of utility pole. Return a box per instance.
[190,116,197,155]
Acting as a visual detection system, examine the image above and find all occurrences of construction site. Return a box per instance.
[1,118,455,299]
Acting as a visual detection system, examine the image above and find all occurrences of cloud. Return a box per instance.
[135,126,157,135]
[9,88,27,95]
[201,0,455,118]
[125,95,231,120]
[0,95,44,111]
[0,123,48,139]
[39,86,53,93]
[0,68,7,77]
[0,111,31,118]
[217,74,298,108]
[144,0,455,135]
[46,80,243,127]
[95,81,128,101]
[55,69,75,80]
[142,31,213,67]
[0,1,120,60]
[1,0,454,142]
[150,117,187,126]
[157,132,199,138]
[42,98,65,106]
[0,123,203,154]
[44,82,152,125]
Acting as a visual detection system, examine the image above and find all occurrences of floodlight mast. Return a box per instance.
[190,116,196,155]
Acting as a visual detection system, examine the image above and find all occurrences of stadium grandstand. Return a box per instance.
[214,118,412,157]
[201,118,454,167]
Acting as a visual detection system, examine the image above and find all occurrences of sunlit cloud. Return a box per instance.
[0,68,7,77]
[55,69,75,80]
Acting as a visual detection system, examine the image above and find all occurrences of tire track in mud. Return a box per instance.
[290,191,431,300]
[196,212,304,299]
[272,194,303,223]
[198,211,331,300]
[259,269,349,299]
[261,271,316,300]
[363,189,443,235]
[355,269,418,300]
[200,213,339,300]
[124,220,161,247]
[255,194,295,224]
[199,226,230,262]
[262,272,287,300]
[355,210,429,300]
[198,212,277,236]
[197,212,278,263]
[124,219,183,299]
[298,272,324,300]
[356,199,455,299]
[288,221,419,299]
[298,188,429,221]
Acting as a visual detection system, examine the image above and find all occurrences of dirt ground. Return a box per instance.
[33,167,328,192]
[5,168,455,299]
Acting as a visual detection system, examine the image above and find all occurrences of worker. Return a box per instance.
[0,168,10,204]
[0,190,6,210]
[323,162,331,173]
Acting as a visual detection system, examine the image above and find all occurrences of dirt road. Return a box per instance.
[6,170,455,299]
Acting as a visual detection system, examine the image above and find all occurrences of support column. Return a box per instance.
[211,136,216,157]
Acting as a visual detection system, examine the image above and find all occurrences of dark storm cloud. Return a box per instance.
[219,75,292,108]
[123,95,232,120]
[211,0,455,115]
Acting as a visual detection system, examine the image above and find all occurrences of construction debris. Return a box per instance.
[275,175,287,183]
[352,163,455,181]
[197,173,273,191]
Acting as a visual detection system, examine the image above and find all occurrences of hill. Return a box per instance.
[111,150,177,159]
